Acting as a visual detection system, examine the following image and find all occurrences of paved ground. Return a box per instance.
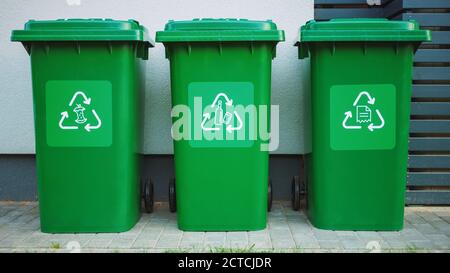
[0,201,449,253]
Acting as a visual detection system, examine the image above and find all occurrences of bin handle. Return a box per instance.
[296,42,310,59]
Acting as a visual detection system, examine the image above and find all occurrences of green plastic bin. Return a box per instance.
[295,19,431,231]
[11,19,154,233]
[156,19,284,231]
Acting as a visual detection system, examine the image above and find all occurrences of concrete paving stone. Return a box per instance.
[291,229,314,238]
[399,228,428,241]
[203,240,226,249]
[226,232,248,245]
[294,238,320,249]
[225,240,251,249]
[268,221,289,229]
[181,232,204,243]
[312,229,338,241]
[414,223,441,236]
[141,226,164,234]
[385,239,412,250]
[0,235,30,248]
[416,211,442,222]
[268,212,284,219]
[355,231,383,241]
[10,214,36,224]
[0,230,11,241]
[14,236,47,248]
[148,219,170,226]
[120,225,145,236]
[378,231,402,240]
[163,226,183,236]
[429,221,450,236]
[85,238,114,248]
[442,216,450,224]
[288,221,312,230]
[408,240,435,250]
[293,233,316,242]
[358,239,390,251]
[248,232,270,240]
[131,238,157,249]
[423,234,450,250]
[284,209,302,216]
[1,203,450,252]
[248,229,269,236]
[3,209,25,218]
[336,231,356,237]
[249,238,271,249]
[270,231,292,241]
[340,238,367,250]
[108,237,137,249]
[318,240,343,249]
[179,239,204,249]
[405,214,427,224]
[205,232,226,241]
[271,239,296,249]
[72,234,97,246]
[0,207,14,217]
[433,209,450,215]
[91,233,117,240]
[155,234,182,249]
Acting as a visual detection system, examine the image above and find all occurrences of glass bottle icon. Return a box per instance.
[214,100,224,125]
[73,104,87,124]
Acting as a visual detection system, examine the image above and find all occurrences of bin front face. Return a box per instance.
[298,19,430,231]
[157,19,284,231]
[12,19,153,233]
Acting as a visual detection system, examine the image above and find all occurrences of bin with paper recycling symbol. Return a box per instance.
[330,84,396,150]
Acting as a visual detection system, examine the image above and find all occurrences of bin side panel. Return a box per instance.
[307,42,413,231]
[169,42,274,231]
[31,42,141,233]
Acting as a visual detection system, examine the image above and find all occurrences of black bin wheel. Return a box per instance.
[169,178,176,213]
[143,178,154,213]
[291,176,301,211]
[268,179,273,212]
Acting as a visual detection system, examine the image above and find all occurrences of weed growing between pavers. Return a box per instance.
[49,242,61,250]
[208,244,256,253]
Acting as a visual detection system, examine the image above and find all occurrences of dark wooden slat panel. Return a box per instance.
[384,0,403,18]
[315,0,387,4]
[407,172,450,186]
[423,31,450,45]
[413,67,450,81]
[408,155,450,168]
[411,102,450,116]
[403,0,450,9]
[412,85,450,98]
[385,0,450,17]
[409,137,450,151]
[406,190,450,205]
[315,8,384,20]
[401,13,450,27]
[410,120,450,133]
[415,49,450,62]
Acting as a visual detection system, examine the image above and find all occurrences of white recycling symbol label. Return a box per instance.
[201,92,243,133]
[342,91,385,132]
[59,91,102,132]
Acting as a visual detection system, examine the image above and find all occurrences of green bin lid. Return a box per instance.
[297,18,431,43]
[11,18,154,46]
[156,18,285,42]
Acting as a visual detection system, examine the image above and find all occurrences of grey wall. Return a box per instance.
[0,155,302,201]
[0,0,313,155]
